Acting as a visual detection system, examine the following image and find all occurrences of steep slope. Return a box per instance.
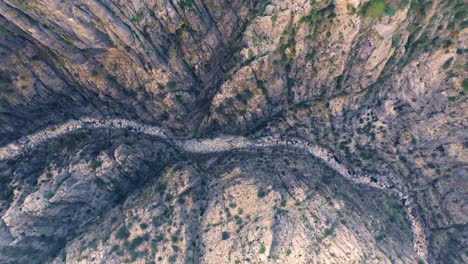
[0,0,466,263]
[1,129,418,263]
[0,0,257,143]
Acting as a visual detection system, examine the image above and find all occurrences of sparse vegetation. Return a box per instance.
[130,11,143,22]
[0,1,462,262]
[324,227,334,237]
[273,205,289,215]
[125,234,149,251]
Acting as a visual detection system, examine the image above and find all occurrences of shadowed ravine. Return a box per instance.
[0,118,429,261]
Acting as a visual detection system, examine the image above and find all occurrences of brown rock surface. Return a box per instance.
[0,0,466,263]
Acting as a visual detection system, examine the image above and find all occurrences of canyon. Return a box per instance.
[0,0,466,263]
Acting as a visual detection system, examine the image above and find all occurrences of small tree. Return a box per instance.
[259,244,266,254]
[221,231,230,240]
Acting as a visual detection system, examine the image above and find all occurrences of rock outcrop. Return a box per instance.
[0,0,466,263]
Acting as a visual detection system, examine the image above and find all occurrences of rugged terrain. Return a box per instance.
[0,0,467,263]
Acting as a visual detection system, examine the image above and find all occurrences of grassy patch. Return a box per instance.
[361,0,386,19]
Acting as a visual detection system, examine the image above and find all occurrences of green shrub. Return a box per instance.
[375,233,386,241]
[43,191,54,199]
[130,11,143,22]
[169,254,177,263]
[257,188,266,198]
[299,11,317,25]
[257,80,268,96]
[274,206,289,215]
[221,231,230,240]
[115,226,129,240]
[172,245,179,252]
[236,89,253,104]
[305,48,316,61]
[101,233,110,243]
[271,14,278,23]
[454,9,466,20]
[180,0,194,9]
[258,244,266,254]
[324,227,334,237]
[177,197,185,204]
[166,81,177,89]
[234,215,243,225]
[347,3,357,14]
[361,0,386,19]
[442,57,454,69]
[126,234,149,251]
[384,5,395,16]
[88,240,98,250]
[89,159,101,171]
[214,106,224,115]
[152,216,163,228]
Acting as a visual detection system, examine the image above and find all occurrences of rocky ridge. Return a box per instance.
[0,0,466,263]
[0,117,428,260]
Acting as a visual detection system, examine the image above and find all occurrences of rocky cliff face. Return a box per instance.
[0,0,466,263]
